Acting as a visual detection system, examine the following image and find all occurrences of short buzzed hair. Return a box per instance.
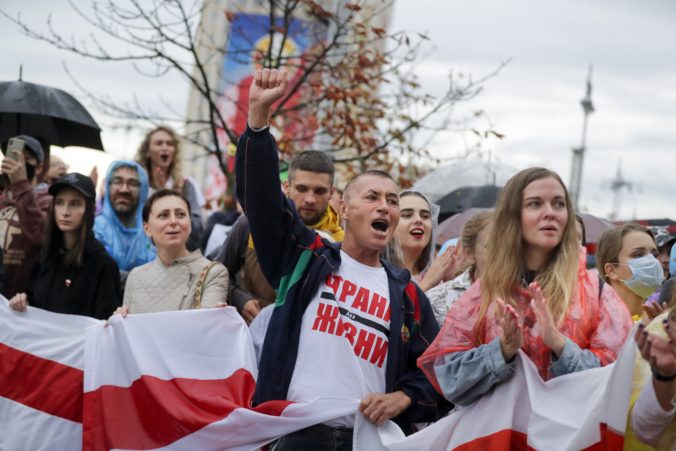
[288,151,334,185]
[343,170,396,202]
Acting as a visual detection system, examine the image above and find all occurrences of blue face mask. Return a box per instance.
[670,244,676,279]
[619,254,665,299]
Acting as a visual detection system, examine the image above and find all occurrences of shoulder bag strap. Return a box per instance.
[193,261,219,309]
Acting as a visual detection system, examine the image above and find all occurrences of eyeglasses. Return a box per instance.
[110,178,141,191]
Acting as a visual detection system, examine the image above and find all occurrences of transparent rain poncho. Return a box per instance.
[418,250,633,394]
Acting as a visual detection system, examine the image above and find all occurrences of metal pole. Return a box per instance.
[569,66,594,210]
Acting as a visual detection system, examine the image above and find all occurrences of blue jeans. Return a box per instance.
[271,423,354,451]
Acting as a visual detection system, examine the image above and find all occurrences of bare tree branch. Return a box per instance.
[0,0,505,192]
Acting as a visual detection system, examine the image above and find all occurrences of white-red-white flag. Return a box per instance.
[364,335,636,451]
[1,296,637,451]
[0,300,359,451]
[83,307,357,450]
[0,297,98,451]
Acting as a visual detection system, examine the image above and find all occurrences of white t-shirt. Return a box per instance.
[287,250,391,427]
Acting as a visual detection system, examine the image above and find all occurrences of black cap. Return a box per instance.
[652,226,676,249]
[49,173,96,200]
[13,135,45,164]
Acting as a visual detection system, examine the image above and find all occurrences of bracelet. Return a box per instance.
[248,122,270,132]
[651,366,676,382]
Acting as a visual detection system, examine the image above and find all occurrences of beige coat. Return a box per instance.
[123,250,228,313]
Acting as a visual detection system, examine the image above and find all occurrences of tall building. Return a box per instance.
[182,0,393,207]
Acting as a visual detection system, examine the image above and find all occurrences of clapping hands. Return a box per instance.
[496,298,523,362]
[529,282,566,357]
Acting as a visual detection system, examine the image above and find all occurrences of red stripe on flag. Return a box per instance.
[0,342,83,423]
[452,423,624,451]
[83,368,293,451]
[581,423,625,450]
[454,429,532,451]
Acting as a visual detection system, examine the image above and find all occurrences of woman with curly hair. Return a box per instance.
[136,125,204,250]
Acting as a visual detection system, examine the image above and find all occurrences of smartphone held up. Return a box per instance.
[1,137,27,190]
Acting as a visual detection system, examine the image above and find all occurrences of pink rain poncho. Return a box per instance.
[418,251,633,394]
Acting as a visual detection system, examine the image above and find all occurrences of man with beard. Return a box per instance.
[0,135,51,298]
[217,150,344,324]
[94,161,156,280]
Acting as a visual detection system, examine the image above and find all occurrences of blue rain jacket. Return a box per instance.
[94,160,156,271]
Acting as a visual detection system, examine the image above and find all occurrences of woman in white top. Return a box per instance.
[426,211,492,327]
[393,191,461,292]
[116,189,228,315]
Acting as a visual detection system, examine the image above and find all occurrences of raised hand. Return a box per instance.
[496,298,523,362]
[89,165,99,187]
[529,282,565,357]
[444,243,465,281]
[634,322,653,362]
[1,149,27,185]
[634,313,676,362]
[664,311,676,355]
[153,166,168,189]
[248,68,289,129]
[648,335,676,379]
[419,244,464,291]
[643,301,668,320]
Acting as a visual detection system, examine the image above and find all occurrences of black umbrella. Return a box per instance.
[0,79,104,150]
[437,185,501,222]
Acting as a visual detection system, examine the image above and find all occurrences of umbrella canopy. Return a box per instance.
[437,210,615,246]
[437,208,491,245]
[0,80,103,150]
[437,185,501,222]
[413,158,518,202]
[579,213,616,243]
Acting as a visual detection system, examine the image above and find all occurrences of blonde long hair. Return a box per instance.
[477,168,579,334]
[135,125,184,191]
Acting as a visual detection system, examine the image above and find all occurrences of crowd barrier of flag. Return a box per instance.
[0,297,635,450]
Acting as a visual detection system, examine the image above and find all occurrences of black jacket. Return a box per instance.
[28,236,122,319]
[236,126,440,433]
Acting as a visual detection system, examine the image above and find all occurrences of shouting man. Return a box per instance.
[236,69,439,449]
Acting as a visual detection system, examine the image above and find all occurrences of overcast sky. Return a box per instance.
[390,0,676,220]
[1,0,675,220]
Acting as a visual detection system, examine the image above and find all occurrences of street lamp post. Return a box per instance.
[569,66,595,211]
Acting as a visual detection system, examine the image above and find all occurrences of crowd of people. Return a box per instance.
[2,68,675,450]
